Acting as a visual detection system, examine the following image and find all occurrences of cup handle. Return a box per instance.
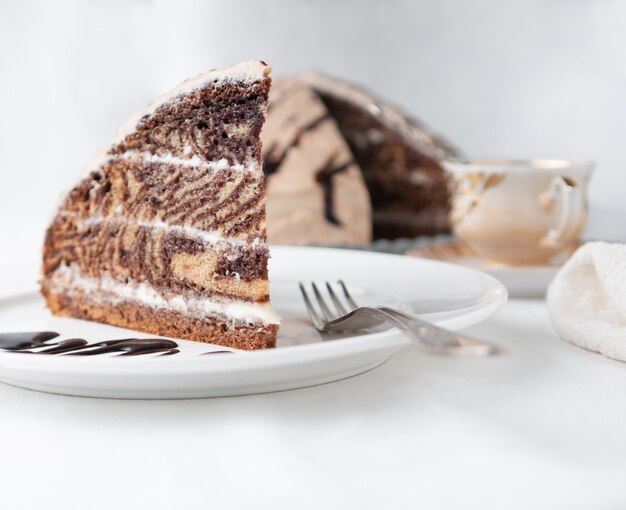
[540,176,582,248]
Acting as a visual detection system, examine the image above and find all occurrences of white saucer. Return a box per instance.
[406,240,581,298]
[0,246,507,399]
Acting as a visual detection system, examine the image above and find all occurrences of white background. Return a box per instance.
[2,0,626,258]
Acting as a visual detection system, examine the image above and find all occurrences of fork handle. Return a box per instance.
[373,306,497,357]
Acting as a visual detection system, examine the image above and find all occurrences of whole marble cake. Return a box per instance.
[41,61,281,350]
[262,74,459,244]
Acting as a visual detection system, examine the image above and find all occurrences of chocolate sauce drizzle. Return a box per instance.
[0,331,179,356]
[0,332,235,357]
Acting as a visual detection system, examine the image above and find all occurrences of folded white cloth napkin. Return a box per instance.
[548,241,626,361]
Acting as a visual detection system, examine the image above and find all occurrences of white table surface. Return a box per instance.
[1,251,626,510]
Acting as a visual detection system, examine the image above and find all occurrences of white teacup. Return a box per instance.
[443,159,595,266]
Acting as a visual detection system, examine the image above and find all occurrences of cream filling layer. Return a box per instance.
[122,151,258,172]
[64,212,267,250]
[82,150,258,175]
[49,263,281,326]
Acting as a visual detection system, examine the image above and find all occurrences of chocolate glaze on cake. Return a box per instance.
[41,61,280,350]
[263,74,459,243]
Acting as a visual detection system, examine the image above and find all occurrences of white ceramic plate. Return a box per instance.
[0,246,507,399]
[406,240,582,298]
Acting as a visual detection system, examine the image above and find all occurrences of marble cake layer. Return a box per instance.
[41,61,280,350]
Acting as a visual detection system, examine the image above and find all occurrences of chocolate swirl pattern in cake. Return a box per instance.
[261,84,373,246]
[263,74,460,244]
[41,61,280,350]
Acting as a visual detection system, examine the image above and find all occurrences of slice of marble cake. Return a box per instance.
[41,61,280,350]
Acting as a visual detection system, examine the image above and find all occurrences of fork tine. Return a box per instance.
[326,281,348,315]
[311,282,337,321]
[298,282,324,327]
[338,280,359,309]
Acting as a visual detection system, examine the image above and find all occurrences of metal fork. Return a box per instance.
[298,280,497,357]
